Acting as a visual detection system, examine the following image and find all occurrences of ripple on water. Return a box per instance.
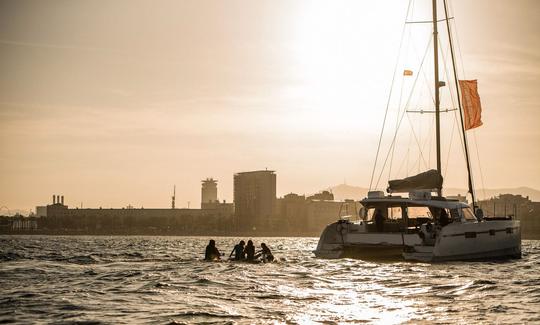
[0,236,539,324]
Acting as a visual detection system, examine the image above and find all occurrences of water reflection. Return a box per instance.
[0,236,538,324]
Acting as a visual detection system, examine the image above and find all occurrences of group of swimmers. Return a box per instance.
[204,239,274,262]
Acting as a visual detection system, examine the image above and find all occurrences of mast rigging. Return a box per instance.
[442,0,476,208]
[432,0,442,196]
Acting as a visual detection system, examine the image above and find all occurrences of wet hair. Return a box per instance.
[261,243,267,248]
[247,240,253,246]
[240,240,245,245]
[209,239,215,246]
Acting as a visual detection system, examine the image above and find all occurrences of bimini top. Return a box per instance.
[360,195,470,210]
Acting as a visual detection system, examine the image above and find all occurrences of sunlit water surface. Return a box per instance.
[1,236,539,324]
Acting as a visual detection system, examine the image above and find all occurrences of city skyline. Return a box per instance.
[1,2,538,323]
[1,0,539,213]
[5,172,540,216]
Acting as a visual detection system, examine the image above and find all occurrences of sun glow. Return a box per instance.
[286,1,410,133]
[2,0,539,210]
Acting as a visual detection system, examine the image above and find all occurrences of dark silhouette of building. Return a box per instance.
[275,191,360,235]
[276,193,307,233]
[477,194,540,238]
[307,190,334,201]
[25,195,235,235]
[234,170,276,231]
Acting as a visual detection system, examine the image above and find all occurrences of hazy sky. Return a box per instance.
[1,0,539,212]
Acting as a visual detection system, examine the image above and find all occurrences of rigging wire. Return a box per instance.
[472,131,487,200]
[443,0,469,178]
[387,84,402,181]
[388,16,415,182]
[438,35,467,165]
[371,0,482,195]
[393,124,415,177]
[382,40,431,187]
[448,0,487,200]
[411,35,436,175]
[381,0,439,185]
[407,85,436,175]
[384,3,452,185]
[369,0,413,191]
[446,0,479,201]
[443,0,477,207]
[439,37,459,180]
[449,0,466,77]
[401,11,435,174]
[402,38,436,173]
[404,0,415,179]
[374,38,433,189]
[419,52,436,106]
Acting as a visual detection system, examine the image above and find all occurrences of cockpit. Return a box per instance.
[357,199,477,233]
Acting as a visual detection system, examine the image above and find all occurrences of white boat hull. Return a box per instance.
[403,220,521,262]
[313,221,422,259]
[314,220,521,262]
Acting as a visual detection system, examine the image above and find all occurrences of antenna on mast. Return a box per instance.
[171,185,176,209]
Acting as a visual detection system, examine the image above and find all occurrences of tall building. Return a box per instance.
[201,177,234,216]
[201,178,218,206]
[234,170,276,231]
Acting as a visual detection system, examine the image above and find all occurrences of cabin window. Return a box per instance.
[426,207,451,220]
[388,207,403,220]
[405,206,434,227]
[407,206,432,220]
[460,207,477,222]
[365,207,404,221]
[431,207,452,226]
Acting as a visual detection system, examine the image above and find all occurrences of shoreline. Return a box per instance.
[1,230,539,240]
[0,230,320,238]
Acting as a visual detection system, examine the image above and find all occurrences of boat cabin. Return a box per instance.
[358,190,477,233]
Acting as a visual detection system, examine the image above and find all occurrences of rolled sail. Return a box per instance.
[387,169,443,193]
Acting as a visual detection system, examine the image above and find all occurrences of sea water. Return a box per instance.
[1,236,539,324]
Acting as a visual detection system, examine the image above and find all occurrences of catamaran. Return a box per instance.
[314,0,521,261]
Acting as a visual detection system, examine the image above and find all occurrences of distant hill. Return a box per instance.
[328,184,540,202]
[445,187,540,202]
[328,184,369,201]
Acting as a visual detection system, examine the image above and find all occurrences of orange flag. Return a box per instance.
[459,80,483,130]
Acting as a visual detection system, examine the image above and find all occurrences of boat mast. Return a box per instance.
[432,0,442,196]
[442,0,476,208]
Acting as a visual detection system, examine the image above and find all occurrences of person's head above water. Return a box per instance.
[261,243,267,249]
[240,240,245,246]
[209,239,215,246]
[247,240,253,246]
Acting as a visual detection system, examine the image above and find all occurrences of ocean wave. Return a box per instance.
[172,311,245,319]
[0,236,539,324]
[0,252,24,261]
[65,255,99,264]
